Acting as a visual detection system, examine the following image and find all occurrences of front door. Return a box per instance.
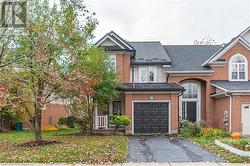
[182,101,197,122]
[180,82,201,122]
[242,104,250,135]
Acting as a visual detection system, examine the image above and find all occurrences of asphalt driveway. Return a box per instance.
[127,136,223,163]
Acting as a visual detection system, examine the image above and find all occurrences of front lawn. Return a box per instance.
[189,136,250,163]
[0,129,128,164]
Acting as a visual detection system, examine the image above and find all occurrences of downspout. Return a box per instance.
[132,66,135,88]
[225,92,232,132]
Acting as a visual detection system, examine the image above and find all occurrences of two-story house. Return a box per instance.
[94,26,250,135]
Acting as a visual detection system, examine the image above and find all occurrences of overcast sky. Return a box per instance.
[84,0,250,45]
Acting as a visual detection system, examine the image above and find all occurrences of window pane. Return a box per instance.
[148,67,156,82]
[182,83,198,99]
[232,72,238,79]
[149,71,154,82]
[113,101,122,115]
[232,64,237,72]
[141,68,147,82]
[109,54,116,70]
[239,72,245,79]
[232,56,245,63]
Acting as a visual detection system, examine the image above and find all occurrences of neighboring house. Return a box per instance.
[94,26,250,135]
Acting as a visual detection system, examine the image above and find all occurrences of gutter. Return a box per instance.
[225,92,232,133]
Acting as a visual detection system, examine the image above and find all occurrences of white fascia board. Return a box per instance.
[165,70,213,74]
[110,32,134,50]
[96,35,125,49]
[211,83,228,92]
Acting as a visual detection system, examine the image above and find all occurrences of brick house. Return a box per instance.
[93,26,250,135]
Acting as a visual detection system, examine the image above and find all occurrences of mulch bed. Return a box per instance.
[17,140,61,147]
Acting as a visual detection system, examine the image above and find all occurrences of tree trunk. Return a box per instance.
[33,80,44,143]
[88,104,93,134]
[34,106,42,143]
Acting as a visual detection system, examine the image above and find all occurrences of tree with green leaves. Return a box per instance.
[0,0,119,143]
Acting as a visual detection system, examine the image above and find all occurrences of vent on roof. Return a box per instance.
[217,59,226,62]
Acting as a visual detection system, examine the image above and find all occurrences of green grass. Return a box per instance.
[0,129,128,164]
[188,136,250,163]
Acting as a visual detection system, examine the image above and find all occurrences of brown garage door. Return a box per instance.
[134,102,169,134]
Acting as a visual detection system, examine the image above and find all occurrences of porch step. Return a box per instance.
[93,128,125,135]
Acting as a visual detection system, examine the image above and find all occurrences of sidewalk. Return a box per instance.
[1,163,250,166]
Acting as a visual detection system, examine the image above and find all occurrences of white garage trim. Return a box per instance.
[132,100,171,135]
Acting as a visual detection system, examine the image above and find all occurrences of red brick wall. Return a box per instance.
[124,92,179,134]
[42,103,69,126]
[214,97,229,131]
[24,103,69,128]
[116,53,131,83]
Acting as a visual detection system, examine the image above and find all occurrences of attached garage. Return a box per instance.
[133,102,170,134]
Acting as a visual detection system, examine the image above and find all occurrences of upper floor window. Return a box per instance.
[108,54,116,70]
[229,54,248,81]
[139,66,157,83]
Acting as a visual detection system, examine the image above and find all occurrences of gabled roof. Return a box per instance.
[95,31,135,51]
[202,26,250,66]
[211,80,250,92]
[118,83,184,91]
[129,42,171,65]
[163,45,221,73]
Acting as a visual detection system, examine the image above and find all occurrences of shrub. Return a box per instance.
[200,128,224,138]
[110,115,130,126]
[57,116,78,128]
[179,120,205,137]
[74,117,89,134]
[110,115,130,135]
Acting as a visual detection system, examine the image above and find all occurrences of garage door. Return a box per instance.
[134,102,169,134]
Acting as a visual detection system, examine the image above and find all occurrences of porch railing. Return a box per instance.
[94,114,108,129]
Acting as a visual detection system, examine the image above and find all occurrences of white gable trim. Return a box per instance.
[202,37,250,66]
[96,35,125,49]
[211,83,228,92]
[110,32,134,50]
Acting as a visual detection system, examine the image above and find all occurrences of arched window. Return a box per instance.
[182,82,199,99]
[229,54,248,81]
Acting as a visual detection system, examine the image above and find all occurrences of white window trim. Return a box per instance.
[229,54,248,81]
[138,66,157,83]
[179,81,201,122]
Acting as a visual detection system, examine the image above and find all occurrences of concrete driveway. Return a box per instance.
[127,136,223,163]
